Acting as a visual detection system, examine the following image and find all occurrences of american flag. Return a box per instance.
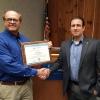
[43,0,50,41]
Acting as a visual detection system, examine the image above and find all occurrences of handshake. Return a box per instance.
[36,68,51,79]
[36,41,53,79]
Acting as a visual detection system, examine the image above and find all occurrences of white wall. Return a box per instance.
[0,0,45,40]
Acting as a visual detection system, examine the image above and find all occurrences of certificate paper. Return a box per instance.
[21,41,50,65]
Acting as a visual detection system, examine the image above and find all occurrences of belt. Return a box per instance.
[0,80,28,85]
[71,81,79,85]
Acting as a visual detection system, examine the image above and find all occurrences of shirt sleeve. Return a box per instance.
[0,39,37,77]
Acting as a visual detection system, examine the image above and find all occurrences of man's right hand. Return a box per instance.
[37,68,51,80]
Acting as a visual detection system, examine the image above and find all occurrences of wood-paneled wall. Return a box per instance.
[48,0,100,46]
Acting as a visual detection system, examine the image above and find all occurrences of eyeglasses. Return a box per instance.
[4,18,19,23]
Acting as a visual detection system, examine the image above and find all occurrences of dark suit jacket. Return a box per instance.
[50,38,100,96]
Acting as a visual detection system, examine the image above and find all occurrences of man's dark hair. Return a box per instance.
[70,16,85,26]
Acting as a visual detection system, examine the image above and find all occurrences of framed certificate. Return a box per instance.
[21,41,51,66]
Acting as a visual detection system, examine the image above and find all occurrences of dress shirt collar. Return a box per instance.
[72,35,84,45]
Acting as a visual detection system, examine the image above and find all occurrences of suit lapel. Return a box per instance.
[66,38,90,68]
[66,40,72,68]
[79,38,90,67]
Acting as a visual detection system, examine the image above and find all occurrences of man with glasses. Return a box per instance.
[0,10,45,100]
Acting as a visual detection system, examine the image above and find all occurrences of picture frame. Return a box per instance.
[21,41,51,66]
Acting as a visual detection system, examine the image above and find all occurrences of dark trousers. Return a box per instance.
[68,83,97,100]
